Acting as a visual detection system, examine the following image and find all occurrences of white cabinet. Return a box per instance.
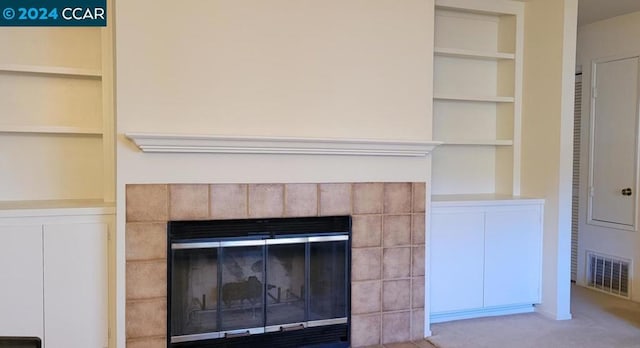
[430,212,484,313]
[44,223,109,348]
[0,206,112,347]
[0,225,44,339]
[430,196,543,323]
[484,209,542,307]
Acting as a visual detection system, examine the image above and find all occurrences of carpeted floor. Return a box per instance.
[427,284,640,348]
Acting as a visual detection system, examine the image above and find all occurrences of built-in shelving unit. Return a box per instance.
[0,25,114,208]
[429,1,553,327]
[432,0,523,196]
[0,19,114,348]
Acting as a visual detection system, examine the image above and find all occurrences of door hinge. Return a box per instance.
[592,86,598,99]
[589,186,595,197]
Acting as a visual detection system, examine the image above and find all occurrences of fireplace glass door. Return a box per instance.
[170,236,349,343]
[219,241,265,334]
[309,237,348,323]
[170,243,220,340]
[168,216,351,346]
[265,239,307,330]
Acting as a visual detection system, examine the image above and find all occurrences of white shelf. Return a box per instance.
[0,64,101,78]
[437,140,513,146]
[433,94,515,103]
[432,194,544,207]
[0,199,115,217]
[435,47,515,60]
[0,125,103,135]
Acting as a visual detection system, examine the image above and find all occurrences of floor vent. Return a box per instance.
[587,251,630,298]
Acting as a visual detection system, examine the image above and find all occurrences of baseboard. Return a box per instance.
[430,304,535,323]
[535,305,573,320]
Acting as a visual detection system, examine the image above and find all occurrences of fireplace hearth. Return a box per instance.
[167,216,351,348]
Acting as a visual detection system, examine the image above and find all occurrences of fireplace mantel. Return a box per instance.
[126,133,441,157]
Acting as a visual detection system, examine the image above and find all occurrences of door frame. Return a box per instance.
[587,54,640,232]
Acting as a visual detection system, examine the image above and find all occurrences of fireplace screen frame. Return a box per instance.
[167,216,351,348]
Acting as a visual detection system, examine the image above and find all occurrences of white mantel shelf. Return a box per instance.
[126,133,442,157]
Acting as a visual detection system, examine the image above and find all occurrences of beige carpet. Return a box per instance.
[427,284,640,348]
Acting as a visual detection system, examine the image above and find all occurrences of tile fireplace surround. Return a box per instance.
[125,182,426,347]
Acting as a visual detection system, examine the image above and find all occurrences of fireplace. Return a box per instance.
[167,216,351,347]
[126,183,426,347]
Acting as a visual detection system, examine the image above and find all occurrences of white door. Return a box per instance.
[0,225,44,339]
[589,56,639,229]
[484,208,542,307]
[430,211,485,314]
[43,223,108,348]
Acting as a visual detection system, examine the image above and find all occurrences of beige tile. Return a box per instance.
[384,343,418,348]
[382,311,411,344]
[412,277,425,309]
[412,246,425,277]
[412,183,426,213]
[126,185,168,222]
[352,313,381,347]
[383,279,411,311]
[383,215,411,247]
[126,260,167,300]
[169,184,209,220]
[210,184,248,219]
[384,183,412,214]
[352,248,382,281]
[383,247,411,279]
[126,299,166,338]
[319,183,352,216]
[353,183,384,214]
[411,309,425,341]
[411,214,426,245]
[363,345,385,348]
[353,215,382,248]
[285,183,318,217]
[352,280,382,314]
[126,223,166,261]
[248,184,284,218]
[127,337,167,348]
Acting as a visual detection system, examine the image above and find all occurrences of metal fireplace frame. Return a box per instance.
[167,216,351,348]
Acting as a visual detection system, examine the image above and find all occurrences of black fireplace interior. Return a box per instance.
[167,216,351,348]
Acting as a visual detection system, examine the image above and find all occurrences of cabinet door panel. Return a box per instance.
[43,223,108,348]
[430,212,485,313]
[0,225,43,338]
[484,208,541,307]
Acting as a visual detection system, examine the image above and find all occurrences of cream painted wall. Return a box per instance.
[576,11,640,302]
[521,0,576,320]
[115,1,435,346]
[117,0,432,140]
